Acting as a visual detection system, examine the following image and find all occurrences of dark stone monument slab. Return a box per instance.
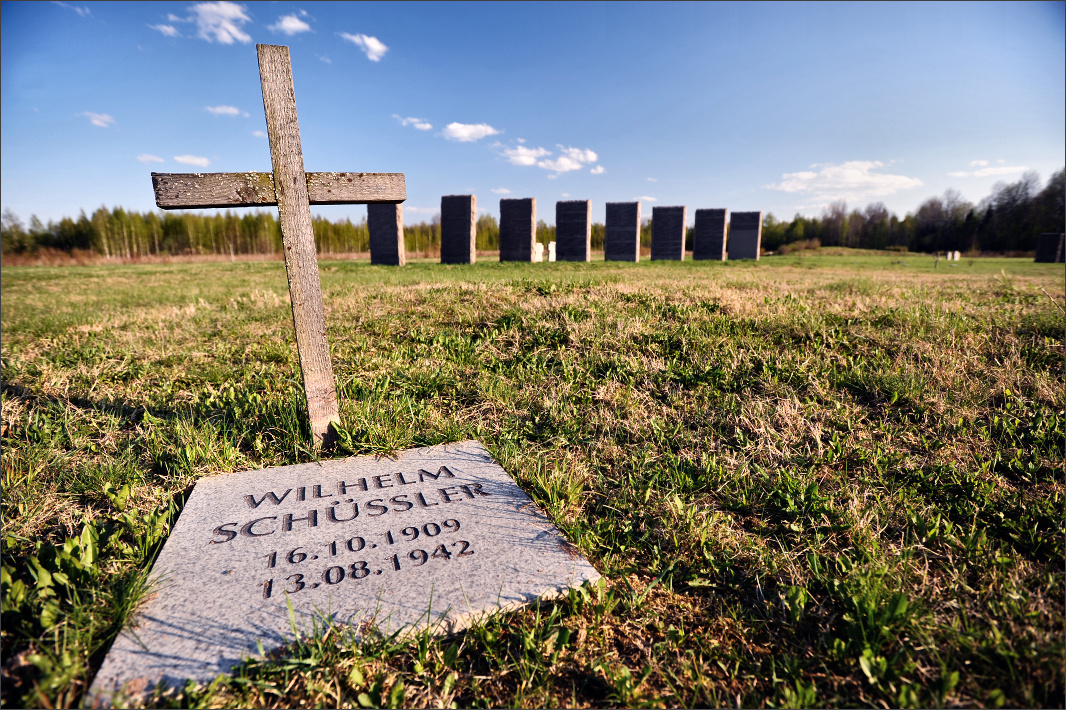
[556,200,591,262]
[693,208,728,261]
[441,195,476,264]
[368,203,406,266]
[87,441,600,705]
[728,211,762,261]
[499,198,536,262]
[1035,233,1065,263]
[605,202,640,262]
[651,206,686,261]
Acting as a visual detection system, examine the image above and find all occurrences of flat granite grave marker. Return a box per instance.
[441,195,477,264]
[605,202,641,262]
[693,208,728,261]
[499,198,536,262]
[150,44,406,447]
[651,206,687,261]
[88,441,600,704]
[368,203,406,266]
[728,211,762,260]
[556,200,592,262]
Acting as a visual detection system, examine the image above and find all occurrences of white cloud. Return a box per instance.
[149,24,180,37]
[646,177,658,182]
[54,2,91,17]
[81,112,114,128]
[536,145,599,173]
[442,122,499,142]
[765,160,923,201]
[947,164,1029,178]
[191,2,251,44]
[137,154,164,163]
[638,196,657,202]
[205,105,244,117]
[499,145,550,165]
[560,146,597,164]
[491,187,511,194]
[339,32,388,61]
[561,192,570,197]
[252,130,267,138]
[537,156,583,173]
[174,154,211,167]
[392,114,432,131]
[269,14,311,35]
[317,54,331,64]
[516,138,526,144]
[496,142,602,174]
[945,158,1029,177]
[404,206,440,216]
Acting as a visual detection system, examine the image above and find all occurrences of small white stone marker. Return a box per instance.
[533,242,544,263]
[88,441,599,704]
[548,241,557,262]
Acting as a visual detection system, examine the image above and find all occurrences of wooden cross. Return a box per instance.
[151,44,405,448]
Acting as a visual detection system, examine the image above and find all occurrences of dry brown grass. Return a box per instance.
[1,252,1063,708]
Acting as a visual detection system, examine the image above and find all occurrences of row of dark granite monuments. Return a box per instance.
[365,195,1066,266]
[365,196,764,266]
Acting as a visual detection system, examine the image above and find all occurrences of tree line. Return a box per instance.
[2,168,1061,258]
[0,207,438,259]
[757,168,1064,254]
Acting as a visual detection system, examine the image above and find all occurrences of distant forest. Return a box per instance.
[1,168,1061,258]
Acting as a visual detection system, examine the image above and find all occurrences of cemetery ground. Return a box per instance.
[1,250,1063,709]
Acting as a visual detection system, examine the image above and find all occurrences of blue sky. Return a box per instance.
[2,1,1063,226]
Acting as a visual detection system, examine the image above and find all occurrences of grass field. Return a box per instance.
[2,250,1063,708]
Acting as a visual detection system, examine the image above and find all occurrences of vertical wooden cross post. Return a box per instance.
[151,44,405,447]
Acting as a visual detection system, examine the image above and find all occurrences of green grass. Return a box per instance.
[2,251,1063,708]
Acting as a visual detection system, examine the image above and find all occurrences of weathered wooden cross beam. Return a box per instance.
[151,44,405,447]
